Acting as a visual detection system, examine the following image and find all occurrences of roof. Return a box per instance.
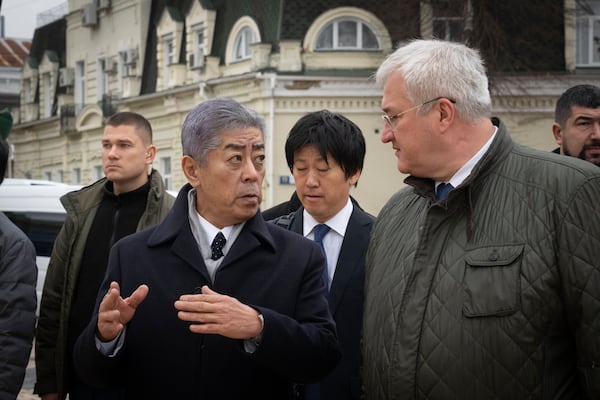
[0,38,31,68]
[28,17,66,68]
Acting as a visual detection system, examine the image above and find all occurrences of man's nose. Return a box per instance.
[305,169,320,186]
[591,121,600,138]
[241,158,259,181]
[380,124,394,143]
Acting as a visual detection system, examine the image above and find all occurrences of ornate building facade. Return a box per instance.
[8,0,600,214]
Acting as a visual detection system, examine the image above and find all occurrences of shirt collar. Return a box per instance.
[187,188,234,243]
[303,197,353,237]
[437,125,498,189]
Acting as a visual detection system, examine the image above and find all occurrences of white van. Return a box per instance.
[0,179,82,315]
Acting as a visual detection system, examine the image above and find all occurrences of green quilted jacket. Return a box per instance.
[34,170,174,398]
[363,119,600,399]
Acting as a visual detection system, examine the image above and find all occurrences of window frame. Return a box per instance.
[315,18,380,51]
[576,12,600,67]
[225,16,261,65]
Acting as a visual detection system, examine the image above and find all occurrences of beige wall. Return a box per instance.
[6,78,579,217]
[11,2,600,217]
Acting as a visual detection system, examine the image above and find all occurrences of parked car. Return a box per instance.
[0,179,81,315]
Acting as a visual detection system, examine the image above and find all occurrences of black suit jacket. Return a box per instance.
[287,205,375,400]
[73,184,341,400]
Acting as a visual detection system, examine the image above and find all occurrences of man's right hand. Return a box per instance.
[97,281,149,341]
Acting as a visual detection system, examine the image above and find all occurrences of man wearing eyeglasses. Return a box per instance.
[363,39,600,400]
[552,84,600,167]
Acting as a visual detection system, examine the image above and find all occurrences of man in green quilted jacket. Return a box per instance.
[363,39,600,399]
[34,112,174,400]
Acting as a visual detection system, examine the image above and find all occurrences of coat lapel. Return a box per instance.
[328,208,372,314]
[289,206,373,314]
[216,212,276,269]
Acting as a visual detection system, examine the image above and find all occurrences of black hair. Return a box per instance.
[285,110,366,186]
[105,111,153,143]
[555,84,600,126]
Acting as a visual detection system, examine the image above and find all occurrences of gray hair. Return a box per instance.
[376,39,492,122]
[181,97,266,165]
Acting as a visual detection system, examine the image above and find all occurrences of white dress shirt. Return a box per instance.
[303,198,353,289]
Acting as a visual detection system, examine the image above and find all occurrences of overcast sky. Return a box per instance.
[2,0,67,39]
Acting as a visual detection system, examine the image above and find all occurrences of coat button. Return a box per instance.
[489,250,499,261]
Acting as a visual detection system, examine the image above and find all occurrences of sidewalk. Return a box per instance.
[18,343,40,400]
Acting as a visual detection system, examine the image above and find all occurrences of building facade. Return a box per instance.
[8,0,600,215]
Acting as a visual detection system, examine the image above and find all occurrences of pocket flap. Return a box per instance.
[465,244,524,267]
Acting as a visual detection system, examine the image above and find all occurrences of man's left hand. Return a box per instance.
[174,285,263,339]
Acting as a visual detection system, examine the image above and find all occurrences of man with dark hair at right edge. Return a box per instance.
[552,84,600,167]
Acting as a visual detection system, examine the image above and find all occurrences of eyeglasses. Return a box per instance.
[381,97,456,130]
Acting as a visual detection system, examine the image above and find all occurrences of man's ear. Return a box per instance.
[438,98,455,130]
[348,170,361,187]
[182,156,200,186]
[145,145,157,164]
[552,123,563,147]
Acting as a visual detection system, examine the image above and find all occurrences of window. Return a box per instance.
[44,171,52,181]
[97,57,108,101]
[4,211,67,257]
[43,73,52,117]
[191,23,205,68]
[56,170,63,183]
[93,165,103,180]
[164,34,175,66]
[315,19,379,50]
[75,61,85,113]
[431,0,465,42]
[162,34,175,85]
[233,27,256,61]
[577,0,600,66]
[72,168,81,184]
[160,157,172,190]
[226,17,261,64]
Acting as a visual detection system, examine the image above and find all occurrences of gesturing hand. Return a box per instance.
[97,281,149,342]
[174,285,263,340]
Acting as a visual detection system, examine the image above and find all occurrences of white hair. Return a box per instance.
[376,39,492,122]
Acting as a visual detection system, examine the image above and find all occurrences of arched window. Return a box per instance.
[315,18,380,50]
[233,26,256,60]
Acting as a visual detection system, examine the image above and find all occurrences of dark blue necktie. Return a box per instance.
[313,224,330,294]
[210,232,226,260]
[307,226,329,400]
[436,182,454,200]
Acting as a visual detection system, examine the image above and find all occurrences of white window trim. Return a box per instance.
[225,16,261,64]
[160,156,172,190]
[304,7,390,53]
[43,73,52,117]
[97,56,107,102]
[576,14,600,67]
[191,23,205,68]
[75,61,85,113]
[315,18,380,51]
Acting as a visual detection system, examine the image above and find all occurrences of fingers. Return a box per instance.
[201,285,217,295]
[179,285,219,302]
[125,284,149,309]
[97,282,148,342]
[99,281,121,312]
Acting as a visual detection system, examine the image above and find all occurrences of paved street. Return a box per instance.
[18,344,40,400]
